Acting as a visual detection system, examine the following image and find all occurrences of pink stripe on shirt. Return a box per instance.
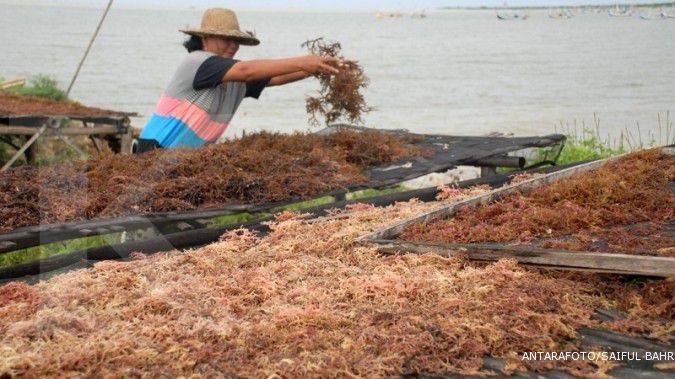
[154,95,228,141]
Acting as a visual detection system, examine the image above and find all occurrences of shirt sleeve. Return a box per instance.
[245,78,270,99]
[193,56,238,90]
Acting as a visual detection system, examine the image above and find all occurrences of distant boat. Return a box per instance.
[609,6,633,17]
[609,10,633,17]
[375,12,402,20]
[411,10,427,19]
[661,11,675,19]
[549,9,573,19]
[497,12,528,20]
[639,13,657,20]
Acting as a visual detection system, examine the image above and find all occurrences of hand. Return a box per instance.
[300,55,350,75]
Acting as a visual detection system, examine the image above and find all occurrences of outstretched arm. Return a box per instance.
[267,71,312,87]
[222,55,342,83]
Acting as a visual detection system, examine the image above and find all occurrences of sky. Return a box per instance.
[5,0,671,11]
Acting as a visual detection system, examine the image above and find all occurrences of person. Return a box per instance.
[136,8,347,153]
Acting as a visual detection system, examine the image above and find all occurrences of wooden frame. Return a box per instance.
[0,125,120,136]
[0,115,134,171]
[359,149,675,277]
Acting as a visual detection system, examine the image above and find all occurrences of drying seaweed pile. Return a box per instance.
[0,92,125,117]
[0,130,429,231]
[402,149,675,256]
[0,198,672,377]
[537,222,674,257]
[302,38,371,126]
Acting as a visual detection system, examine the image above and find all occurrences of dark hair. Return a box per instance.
[183,35,204,52]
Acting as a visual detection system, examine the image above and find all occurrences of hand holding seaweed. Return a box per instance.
[302,38,372,127]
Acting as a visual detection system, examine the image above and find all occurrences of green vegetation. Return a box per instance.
[34,145,83,166]
[208,188,409,228]
[553,128,626,165]
[0,233,122,269]
[3,75,68,101]
[538,114,674,166]
[0,140,13,164]
[272,195,336,212]
[1,187,415,270]
[347,185,405,201]
[208,212,262,228]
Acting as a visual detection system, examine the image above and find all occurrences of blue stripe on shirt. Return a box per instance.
[140,114,208,148]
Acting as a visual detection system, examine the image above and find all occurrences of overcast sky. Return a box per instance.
[5,0,670,11]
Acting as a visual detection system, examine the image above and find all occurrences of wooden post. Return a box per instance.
[24,135,39,164]
[89,136,103,154]
[83,121,103,154]
[480,166,497,178]
[119,124,133,154]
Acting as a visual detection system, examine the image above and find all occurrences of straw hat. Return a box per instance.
[180,8,260,46]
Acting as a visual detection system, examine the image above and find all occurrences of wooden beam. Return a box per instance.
[89,135,103,154]
[0,125,120,136]
[83,121,103,154]
[119,124,133,154]
[371,240,675,277]
[0,78,25,90]
[25,135,39,164]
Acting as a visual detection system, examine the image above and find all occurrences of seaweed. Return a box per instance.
[0,200,670,377]
[0,91,123,117]
[401,149,675,257]
[302,38,372,126]
[0,130,428,231]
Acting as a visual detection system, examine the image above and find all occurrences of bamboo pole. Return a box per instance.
[65,0,114,96]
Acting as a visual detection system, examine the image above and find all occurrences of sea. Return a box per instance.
[2,3,674,144]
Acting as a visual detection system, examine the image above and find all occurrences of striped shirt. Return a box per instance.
[140,51,267,148]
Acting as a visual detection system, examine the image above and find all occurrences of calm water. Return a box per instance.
[2,4,674,142]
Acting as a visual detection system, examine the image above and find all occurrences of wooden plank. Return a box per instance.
[83,121,104,154]
[0,78,25,90]
[119,124,133,154]
[89,135,103,153]
[371,240,675,277]
[358,155,621,242]
[578,328,675,353]
[2,115,129,127]
[0,125,119,136]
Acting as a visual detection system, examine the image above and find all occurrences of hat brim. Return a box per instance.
[180,28,260,46]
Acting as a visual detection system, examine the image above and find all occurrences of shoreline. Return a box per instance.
[3,1,674,13]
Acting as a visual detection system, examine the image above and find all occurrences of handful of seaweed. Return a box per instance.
[302,38,372,126]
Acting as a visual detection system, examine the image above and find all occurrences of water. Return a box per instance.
[2,3,674,142]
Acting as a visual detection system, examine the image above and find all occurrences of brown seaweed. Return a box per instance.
[0,130,427,231]
[302,38,372,126]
